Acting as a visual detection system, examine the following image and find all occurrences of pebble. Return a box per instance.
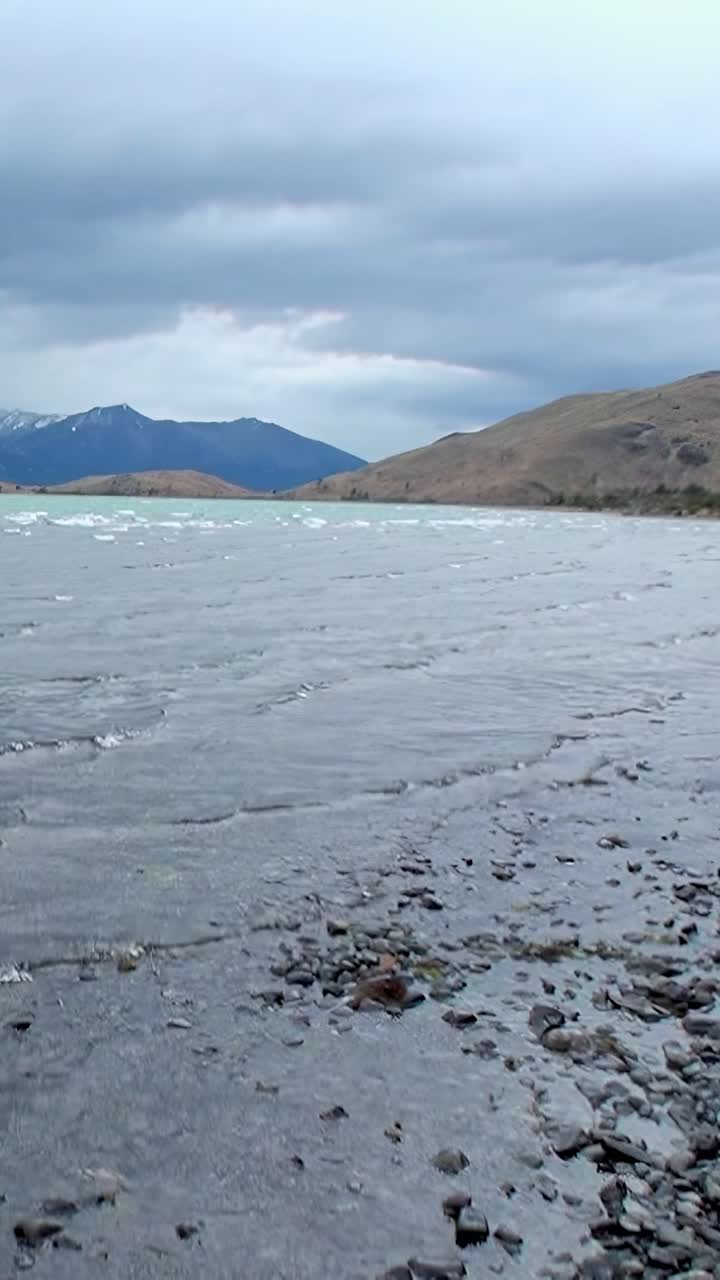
[442,1190,472,1219]
[175,1223,200,1240]
[320,1104,348,1121]
[494,1224,523,1255]
[542,1027,574,1053]
[441,1009,477,1028]
[14,1219,64,1247]
[350,974,410,1009]
[455,1207,490,1247]
[598,834,629,849]
[377,1268,412,1280]
[40,1198,78,1216]
[432,1149,469,1175]
[326,919,351,935]
[408,1260,467,1278]
[550,1125,591,1159]
[529,1003,566,1039]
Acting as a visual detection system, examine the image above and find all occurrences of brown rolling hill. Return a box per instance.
[47,470,258,498]
[291,372,720,511]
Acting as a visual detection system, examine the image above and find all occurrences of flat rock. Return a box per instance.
[529,1003,566,1039]
[408,1260,466,1278]
[683,1013,720,1039]
[550,1125,591,1159]
[599,1133,657,1166]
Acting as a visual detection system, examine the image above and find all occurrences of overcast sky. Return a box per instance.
[1,0,719,458]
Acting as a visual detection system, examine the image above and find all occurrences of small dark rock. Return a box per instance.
[377,1269,413,1280]
[442,1009,477,1029]
[326,919,350,936]
[14,1219,64,1247]
[455,1207,490,1247]
[9,1017,33,1033]
[175,1223,199,1240]
[350,974,410,1009]
[320,1104,348,1121]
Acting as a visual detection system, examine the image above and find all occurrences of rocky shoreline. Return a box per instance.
[3,736,720,1278]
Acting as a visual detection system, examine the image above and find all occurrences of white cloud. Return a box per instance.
[0,307,499,457]
[1,0,720,450]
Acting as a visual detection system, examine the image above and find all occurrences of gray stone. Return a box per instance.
[494,1224,523,1255]
[442,1190,472,1219]
[550,1125,591,1159]
[14,1219,64,1247]
[326,919,351,935]
[683,1013,720,1039]
[409,1261,466,1279]
[455,1207,490,1247]
[529,1003,566,1039]
[442,1009,477,1029]
[432,1148,470,1175]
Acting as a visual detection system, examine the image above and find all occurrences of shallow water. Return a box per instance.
[2,496,720,1279]
[1,494,719,957]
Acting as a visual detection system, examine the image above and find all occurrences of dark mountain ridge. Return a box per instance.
[0,403,366,490]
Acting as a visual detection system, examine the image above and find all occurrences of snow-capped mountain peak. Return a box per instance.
[0,409,63,436]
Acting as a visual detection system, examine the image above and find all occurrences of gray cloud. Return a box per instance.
[1,0,719,455]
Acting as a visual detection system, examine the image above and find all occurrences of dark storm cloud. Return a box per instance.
[1,0,719,450]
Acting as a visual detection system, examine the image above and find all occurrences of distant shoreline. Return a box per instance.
[1,476,719,518]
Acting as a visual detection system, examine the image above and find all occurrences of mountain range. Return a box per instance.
[0,404,366,491]
[293,372,720,511]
